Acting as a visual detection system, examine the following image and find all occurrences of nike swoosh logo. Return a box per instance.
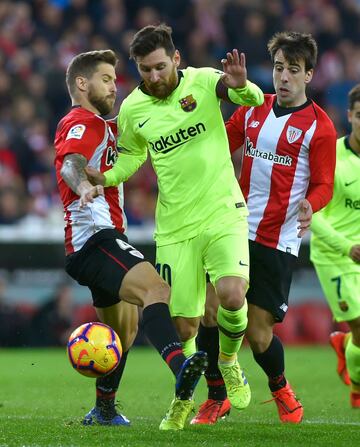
[345,180,357,187]
[239,261,248,266]
[138,118,150,128]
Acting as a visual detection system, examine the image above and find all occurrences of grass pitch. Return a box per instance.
[0,346,358,447]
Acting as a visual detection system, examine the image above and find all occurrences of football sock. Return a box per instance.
[182,335,197,358]
[142,303,185,377]
[217,301,247,357]
[197,324,227,401]
[96,350,129,414]
[253,335,286,392]
[345,337,360,390]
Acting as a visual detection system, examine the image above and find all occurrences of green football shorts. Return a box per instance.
[156,215,249,318]
[314,264,360,322]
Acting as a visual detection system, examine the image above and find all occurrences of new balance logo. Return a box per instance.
[279,303,288,313]
[249,120,260,128]
[138,118,150,128]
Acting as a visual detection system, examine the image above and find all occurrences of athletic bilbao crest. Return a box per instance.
[179,95,197,112]
[286,126,302,144]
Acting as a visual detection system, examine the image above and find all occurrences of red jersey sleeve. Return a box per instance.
[57,116,105,161]
[226,106,247,154]
[306,111,337,212]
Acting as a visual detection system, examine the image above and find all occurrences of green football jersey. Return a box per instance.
[114,67,257,245]
[310,136,360,270]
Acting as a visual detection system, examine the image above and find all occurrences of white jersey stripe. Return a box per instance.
[277,120,316,253]
[247,110,291,240]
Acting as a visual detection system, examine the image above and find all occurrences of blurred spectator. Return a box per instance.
[30,283,74,346]
[0,275,30,346]
[1,1,360,230]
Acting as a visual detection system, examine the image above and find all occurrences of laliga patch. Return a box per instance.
[66,124,86,140]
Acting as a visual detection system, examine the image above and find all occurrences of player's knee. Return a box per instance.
[216,277,247,310]
[121,325,138,351]
[217,287,246,310]
[144,280,170,305]
[202,305,218,326]
[246,323,273,353]
[175,321,198,342]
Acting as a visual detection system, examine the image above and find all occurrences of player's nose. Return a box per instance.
[149,70,160,83]
[110,81,117,93]
[280,70,289,82]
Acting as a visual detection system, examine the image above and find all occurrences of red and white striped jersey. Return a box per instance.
[226,94,336,256]
[54,107,125,255]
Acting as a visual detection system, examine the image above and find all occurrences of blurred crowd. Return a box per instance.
[1,0,360,228]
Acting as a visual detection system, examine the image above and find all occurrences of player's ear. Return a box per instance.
[304,69,313,84]
[76,76,88,92]
[173,50,181,68]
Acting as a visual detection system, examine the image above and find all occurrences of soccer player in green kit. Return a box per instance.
[86,23,264,429]
[310,84,360,409]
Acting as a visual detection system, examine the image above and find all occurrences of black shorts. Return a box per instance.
[247,240,297,322]
[65,229,145,308]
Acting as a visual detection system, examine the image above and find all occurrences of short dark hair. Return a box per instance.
[129,24,175,60]
[267,32,318,71]
[348,84,360,110]
[66,50,117,96]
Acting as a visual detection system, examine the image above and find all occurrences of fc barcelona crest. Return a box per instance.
[179,95,197,112]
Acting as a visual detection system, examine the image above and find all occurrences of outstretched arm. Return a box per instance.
[60,154,104,207]
[311,210,355,257]
[216,49,264,106]
[103,151,147,186]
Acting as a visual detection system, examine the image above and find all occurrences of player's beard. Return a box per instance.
[145,67,178,99]
[88,87,116,115]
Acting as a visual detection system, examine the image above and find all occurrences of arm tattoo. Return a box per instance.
[60,153,88,194]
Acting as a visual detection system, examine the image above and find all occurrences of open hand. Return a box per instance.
[79,184,104,208]
[297,199,313,237]
[221,49,247,89]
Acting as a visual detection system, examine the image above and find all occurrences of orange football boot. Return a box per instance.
[350,392,360,409]
[268,382,303,423]
[329,331,351,386]
[190,398,231,425]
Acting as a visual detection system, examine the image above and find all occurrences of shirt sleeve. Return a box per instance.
[59,118,105,161]
[226,107,247,154]
[104,102,147,186]
[306,117,337,212]
[227,80,264,107]
[311,209,353,256]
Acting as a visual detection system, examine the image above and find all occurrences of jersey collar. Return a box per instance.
[273,97,312,117]
[344,135,360,158]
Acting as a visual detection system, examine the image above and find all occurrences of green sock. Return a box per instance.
[345,337,360,388]
[182,335,197,358]
[217,300,248,357]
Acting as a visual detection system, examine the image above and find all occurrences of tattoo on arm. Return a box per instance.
[60,154,88,194]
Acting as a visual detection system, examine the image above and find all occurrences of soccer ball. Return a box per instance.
[67,322,122,378]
